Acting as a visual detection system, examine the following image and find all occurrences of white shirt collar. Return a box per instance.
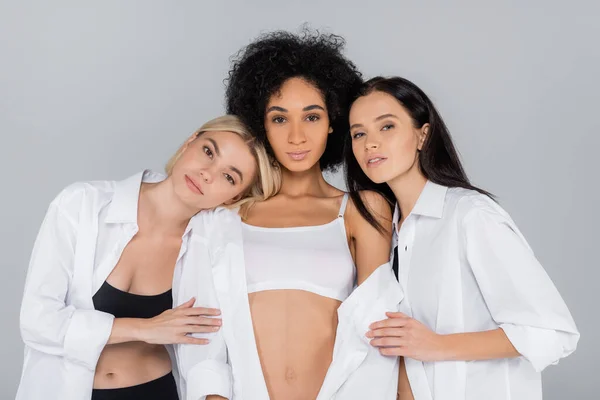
[392,180,448,230]
[105,170,167,224]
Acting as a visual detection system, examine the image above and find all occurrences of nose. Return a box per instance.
[199,168,213,184]
[288,121,307,145]
[365,137,380,151]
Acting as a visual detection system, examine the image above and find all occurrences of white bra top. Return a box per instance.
[241,193,355,301]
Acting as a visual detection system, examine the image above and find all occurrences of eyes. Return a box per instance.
[202,145,236,186]
[271,114,321,124]
[351,123,395,140]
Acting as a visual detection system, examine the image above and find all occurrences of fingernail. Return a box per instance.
[215,319,222,326]
[211,326,219,331]
[365,331,373,338]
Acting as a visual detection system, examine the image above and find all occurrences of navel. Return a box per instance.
[285,367,297,382]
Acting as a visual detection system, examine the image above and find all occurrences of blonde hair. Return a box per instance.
[166,115,281,215]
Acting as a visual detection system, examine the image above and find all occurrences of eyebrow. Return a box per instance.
[266,104,325,113]
[350,113,400,130]
[375,113,399,122]
[230,166,244,183]
[207,138,220,156]
[206,138,244,182]
[302,104,325,112]
[208,137,244,183]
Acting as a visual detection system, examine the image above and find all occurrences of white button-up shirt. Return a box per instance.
[176,207,404,400]
[17,170,198,400]
[392,181,579,400]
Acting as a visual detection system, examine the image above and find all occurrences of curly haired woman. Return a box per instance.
[175,31,404,400]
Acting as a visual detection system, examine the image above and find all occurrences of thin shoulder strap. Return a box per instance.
[338,193,349,217]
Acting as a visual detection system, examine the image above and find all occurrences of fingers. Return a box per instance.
[173,299,221,316]
[182,307,221,317]
[386,312,409,319]
[177,336,210,345]
[366,328,405,338]
[379,346,407,356]
[175,298,196,309]
[183,325,221,334]
[370,337,406,348]
[180,316,222,327]
[370,315,411,330]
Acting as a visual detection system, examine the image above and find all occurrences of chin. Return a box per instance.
[171,182,202,210]
[361,168,393,185]
[281,160,318,173]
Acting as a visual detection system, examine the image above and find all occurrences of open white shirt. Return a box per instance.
[393,181,579,400]
[17,170,205,400]
[176,206,405,400]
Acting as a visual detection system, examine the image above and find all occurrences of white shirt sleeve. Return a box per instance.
[176,232,232,400]
[20,192,114,371]
[462,198,579,371]
[320,262,403,400]
[178,333,231,400]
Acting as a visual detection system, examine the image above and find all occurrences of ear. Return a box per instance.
[181,132,200,152]
[417,123,429,151]
[328,126,333,134]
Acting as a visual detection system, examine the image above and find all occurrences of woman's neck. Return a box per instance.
[279,163,331,197]
[387,168,428,226]
[138,179,196,236]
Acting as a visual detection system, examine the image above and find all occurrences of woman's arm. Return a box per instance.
[368,312,519,361]
[20,193,115,371]
[108,298,221,345]
[367,197,579,369]
[459,200,579,369]
[442,328,519,361]
[349,191,393,283]
[20,189,221,372]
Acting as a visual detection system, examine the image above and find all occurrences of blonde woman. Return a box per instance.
[17,116,280,400]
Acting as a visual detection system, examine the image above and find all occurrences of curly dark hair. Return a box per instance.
[225,29,363,171]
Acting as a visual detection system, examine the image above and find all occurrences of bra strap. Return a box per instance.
[338,193,349,217]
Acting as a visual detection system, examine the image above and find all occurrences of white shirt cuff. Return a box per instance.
[186,359,233,400]
[63,309,114,370]
[500,323,567,372]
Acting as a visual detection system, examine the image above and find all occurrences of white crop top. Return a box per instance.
[241,193,355,301]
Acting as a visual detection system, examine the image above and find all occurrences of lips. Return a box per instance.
[366,155,387,168]
[185,174,203,195]
[287,150,311,161]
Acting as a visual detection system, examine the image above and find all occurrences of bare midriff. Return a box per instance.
[249,289,340,400]
[93,342,172,389]
[398,356,415,399]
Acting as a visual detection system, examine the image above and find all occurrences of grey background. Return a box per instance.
[1,1,597,398]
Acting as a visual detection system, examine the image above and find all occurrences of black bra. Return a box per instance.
[92,281,172,319]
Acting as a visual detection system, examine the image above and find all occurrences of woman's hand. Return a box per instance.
[366,312,447,362]
[138,298,222,345]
